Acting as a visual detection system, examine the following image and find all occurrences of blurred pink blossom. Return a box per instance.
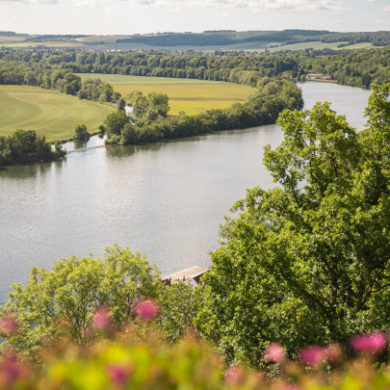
[299,345,326,366]
[0,355,23,386]
[224,366,243,386]
[92,307,111,330]
[134,299,159,321]
[264,342,286,363]
[351,332,387,353]
[106,363,132,386]
[0,312,18,335]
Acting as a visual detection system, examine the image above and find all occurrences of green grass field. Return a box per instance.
[79,74,256,116]
[0,85,115,140]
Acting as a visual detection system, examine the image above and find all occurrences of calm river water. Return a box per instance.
[0,82,371,302]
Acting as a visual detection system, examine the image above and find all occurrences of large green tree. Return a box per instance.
[196,84,390,367]
[1,246,201,355]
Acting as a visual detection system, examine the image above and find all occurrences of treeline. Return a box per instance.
[117,30,390,48]
[0,61,81,95]
[2,46,389,91]
[298,46,390,88]
[318,31,390,47]
[103,78,303,145]
[0,129,65,166]
[0,60,119,102]
[0,49,305,87]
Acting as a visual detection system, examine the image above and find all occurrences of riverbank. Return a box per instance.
[104,79,303,147]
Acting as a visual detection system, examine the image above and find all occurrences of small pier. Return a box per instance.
[66,144,108,154]
[162,266,208,286]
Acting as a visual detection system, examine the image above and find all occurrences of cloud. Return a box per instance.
[0,0,345,12]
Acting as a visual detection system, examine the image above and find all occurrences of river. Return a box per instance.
[0,82,371,302]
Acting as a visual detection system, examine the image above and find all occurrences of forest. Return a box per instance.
[1,45,389,91]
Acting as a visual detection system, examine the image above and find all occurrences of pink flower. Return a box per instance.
[264,342,286,363]
[0,355,23,386]
[224,366,243,386]
[0,313,18,335]
[351,332,387,354]
[134,299,159,321]
[299,345,326,367]
[92,307,111,330]
[106,364,132,386]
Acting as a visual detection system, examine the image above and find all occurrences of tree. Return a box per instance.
[196,86,390,367]
[147,92,170,117]
[128,91,149,118]
[120,123,137,145]
[104,110,129,137]
[2,246,162,353]
[1,245,204,355]
[73,123,89,141]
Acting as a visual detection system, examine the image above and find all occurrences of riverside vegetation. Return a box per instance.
[1,45,390,151]
[102,78,303,145]
[1,84,390,388]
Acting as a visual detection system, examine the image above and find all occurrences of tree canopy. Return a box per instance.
[1,245,201,355]
[196,84,390,367]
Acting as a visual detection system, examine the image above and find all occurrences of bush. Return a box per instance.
[73,123,89,141]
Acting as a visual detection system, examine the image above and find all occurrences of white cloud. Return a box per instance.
[0,0,345,12]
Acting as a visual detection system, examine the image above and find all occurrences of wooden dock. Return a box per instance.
[162,266,208,286]
[66,144,107,154]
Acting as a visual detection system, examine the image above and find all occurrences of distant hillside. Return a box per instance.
[1,30,390,51]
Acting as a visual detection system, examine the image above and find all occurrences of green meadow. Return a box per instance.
[79,74,256,116]
[0,85,115,140]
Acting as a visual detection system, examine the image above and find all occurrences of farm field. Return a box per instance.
[0,85,115,140]
[78,74,257,116]
[269,41,349,52]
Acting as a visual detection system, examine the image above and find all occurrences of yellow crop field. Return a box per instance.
[0,85,115,140]
[79,74,256,116]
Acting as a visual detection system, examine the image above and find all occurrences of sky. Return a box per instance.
[0,0,389,35]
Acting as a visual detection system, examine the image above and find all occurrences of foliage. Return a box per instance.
[196,84,390,367]
[1,46,390,92]
[103,110,130,138]
[77,78,114,102]
[104,78,303,146]
[1,246,201,354]
[73,123,89,141]
[0,61,81,94]
[1,309,390,389]
[127,90,169,120]
[0,129,65,166]
[120,123,137,145]
[146,92,170,117]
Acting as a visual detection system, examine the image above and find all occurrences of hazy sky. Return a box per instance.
[0,0,389,35]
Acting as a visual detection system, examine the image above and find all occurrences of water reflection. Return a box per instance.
[0,159,65,180]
